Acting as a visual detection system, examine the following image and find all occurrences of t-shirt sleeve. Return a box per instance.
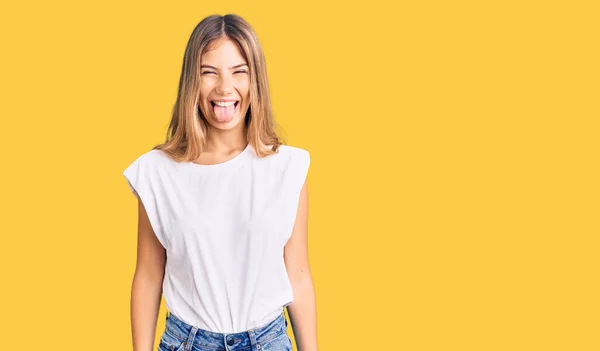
[281,149,311,244]
[292,149,311,198]
[123,155,168,249]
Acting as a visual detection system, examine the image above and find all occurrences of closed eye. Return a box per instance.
[201,71,248,75]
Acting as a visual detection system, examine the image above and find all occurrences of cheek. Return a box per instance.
[237,84,250,100]
[236,78,250,94]
[199,81,215,96]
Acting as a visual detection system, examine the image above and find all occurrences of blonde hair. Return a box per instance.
[153,14,285,161]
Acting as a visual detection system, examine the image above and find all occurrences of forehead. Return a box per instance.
[201,38,246,66]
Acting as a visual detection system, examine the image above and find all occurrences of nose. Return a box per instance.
[215,74,234,95]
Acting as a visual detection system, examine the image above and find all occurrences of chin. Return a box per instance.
[207,114,246,130]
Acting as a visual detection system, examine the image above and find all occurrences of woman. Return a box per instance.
[123,14,318,351]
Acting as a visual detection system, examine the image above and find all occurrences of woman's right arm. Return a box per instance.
[131,197,167,351]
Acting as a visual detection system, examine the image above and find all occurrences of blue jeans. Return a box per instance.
[158,310,292,351]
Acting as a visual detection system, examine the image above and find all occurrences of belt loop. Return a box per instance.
[248,327,259,351]
[184,326,198,351]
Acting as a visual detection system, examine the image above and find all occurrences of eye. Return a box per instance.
[201,71,216,75]
[234,70,248,74]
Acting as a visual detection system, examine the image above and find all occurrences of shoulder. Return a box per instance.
[142,148,171,162]
[127,149,170,167]
[255,145,310,179]
[271,145,311,180]
[275,145,310,163]
[123,149,173,182]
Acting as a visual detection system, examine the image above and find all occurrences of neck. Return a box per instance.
[204,128,248,153]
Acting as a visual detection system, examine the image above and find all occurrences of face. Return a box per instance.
[198,38,251,132]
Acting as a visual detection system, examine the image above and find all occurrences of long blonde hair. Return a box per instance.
[153,14,285,161]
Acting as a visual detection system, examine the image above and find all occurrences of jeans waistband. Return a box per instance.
[163,309,289,351]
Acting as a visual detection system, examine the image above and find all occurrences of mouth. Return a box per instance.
[210,100,239,108]
[210,100,240,122]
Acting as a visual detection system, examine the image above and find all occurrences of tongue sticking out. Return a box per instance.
[213,102,236,123]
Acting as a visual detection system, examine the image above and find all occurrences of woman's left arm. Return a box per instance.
[284,179,318,351]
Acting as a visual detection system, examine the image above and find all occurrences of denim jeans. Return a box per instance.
[158,310,292,351]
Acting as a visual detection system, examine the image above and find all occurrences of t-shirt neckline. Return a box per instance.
[186,143,253,172]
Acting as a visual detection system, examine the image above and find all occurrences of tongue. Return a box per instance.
[213,103,236,122]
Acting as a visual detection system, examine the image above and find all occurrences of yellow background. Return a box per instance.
[1,0,598,350]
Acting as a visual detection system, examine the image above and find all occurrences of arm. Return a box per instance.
[284,179,318,351]
[131,197,167,351]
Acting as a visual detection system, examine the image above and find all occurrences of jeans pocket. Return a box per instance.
[158,329,186,351]
[261,331,292,351]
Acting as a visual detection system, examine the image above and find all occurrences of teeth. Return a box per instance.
[213,101,236,107]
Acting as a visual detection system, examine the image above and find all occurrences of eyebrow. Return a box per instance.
[200,63,248,70]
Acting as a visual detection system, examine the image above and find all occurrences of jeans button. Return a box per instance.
[227,337,235,346]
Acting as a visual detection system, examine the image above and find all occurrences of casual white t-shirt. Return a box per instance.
[123,143,310,333]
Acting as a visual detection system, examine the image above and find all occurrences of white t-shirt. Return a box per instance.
[123,143,310,333]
